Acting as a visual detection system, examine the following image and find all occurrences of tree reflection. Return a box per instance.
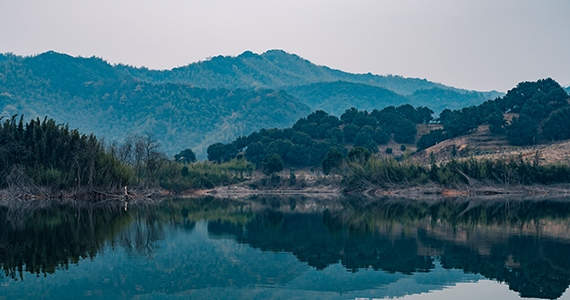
[2,195,570,299]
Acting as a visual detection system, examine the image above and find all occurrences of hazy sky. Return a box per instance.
[1,0,569,92]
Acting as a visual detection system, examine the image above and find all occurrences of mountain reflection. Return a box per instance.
[2,195,570,299]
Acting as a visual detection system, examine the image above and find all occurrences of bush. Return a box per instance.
[386,148,393,154]
[347,147,371,163]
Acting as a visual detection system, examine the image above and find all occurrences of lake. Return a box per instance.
[2,195,570,299]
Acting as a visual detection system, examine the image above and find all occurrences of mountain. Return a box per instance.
[287,81,502,116]
[0,50,505,160]
[285,81,410,116]
[0,51,310,159]
[116,49,501,97]
[406,87,502,114]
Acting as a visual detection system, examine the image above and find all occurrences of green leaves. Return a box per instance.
[262,153,284,176]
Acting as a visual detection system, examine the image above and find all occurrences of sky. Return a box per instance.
[1,0,569,92]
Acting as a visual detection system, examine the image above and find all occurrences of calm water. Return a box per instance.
[2,195,570,299]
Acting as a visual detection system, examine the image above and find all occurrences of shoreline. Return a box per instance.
[1,182,570,202]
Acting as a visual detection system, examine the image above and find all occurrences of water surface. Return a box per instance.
[2,195,570,299]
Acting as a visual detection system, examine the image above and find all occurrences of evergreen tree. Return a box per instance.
[262,153,284,176]
[321,147,343,175]
[507,114,538,146]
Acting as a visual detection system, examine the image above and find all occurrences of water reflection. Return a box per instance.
[1,195,570,299]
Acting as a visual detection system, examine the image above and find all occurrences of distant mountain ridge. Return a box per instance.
[285,81,410,116]
[116,49,502,97]
[1,50,504,159]
[0,51,310,159]
[287,81,498,116]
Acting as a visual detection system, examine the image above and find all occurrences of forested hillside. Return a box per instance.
[207,105,433,170]
[417,78,570,151]
[286,81,410,116]
[0,51,310,158]
[116,49,501,97]
[287,81,498,116]
[406,87,500,114]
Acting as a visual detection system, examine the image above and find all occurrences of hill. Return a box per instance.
[285,81,410,116]
[0,51,310,159]
[287,82,501,116]
[414,78,570,163]
[406,87,502,114]
[116,49,502,97]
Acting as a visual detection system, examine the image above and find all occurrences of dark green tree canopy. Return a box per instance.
[542,107,570,141]
[507,114,538,146]
[321,147,344,175]
[174,148,197,164]
[207,143,238,163]
[262,153,284,176]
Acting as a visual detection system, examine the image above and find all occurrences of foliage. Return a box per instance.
[542,107,570,141]
[407,87,499,114]
[0,115,131,191]
[262,154,284,176]
[163,158,254,190]
[0,51,310,160]
[344,155,570,189]
[117,49,479,95]
[286,81,410,116]
[321,147,344,175]
[347,147,371,163]
[207,143,238,163]
[416,129,449,151]
[506,114,538,146]
[174,148,197,164]
[393,119,417,143]
[416,78,570,149]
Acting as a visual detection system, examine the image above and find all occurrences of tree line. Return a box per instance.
[417,78,570,150]
[206,104,434,170]
[0,115,253,194]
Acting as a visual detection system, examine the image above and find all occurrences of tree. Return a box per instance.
[542,107,570,141]
[291,132,313,146]
[245,142,265,167]
[396,104,416,121]
[325,128,344,144]
[321,147,343,175]
[341,107,359,124]
[393,119,417,143]
[416,129,448,151]
[487,111,506,134]
[343,124,359,143]
[207,143,238,163]
[507,114,538,146]
[372,128,390,145]
[285,144,310,166]
[174,148,197,164]
[262,153,284,176]
[353,131,373,148]
[415,106,434,124]
[347,147,371,163]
